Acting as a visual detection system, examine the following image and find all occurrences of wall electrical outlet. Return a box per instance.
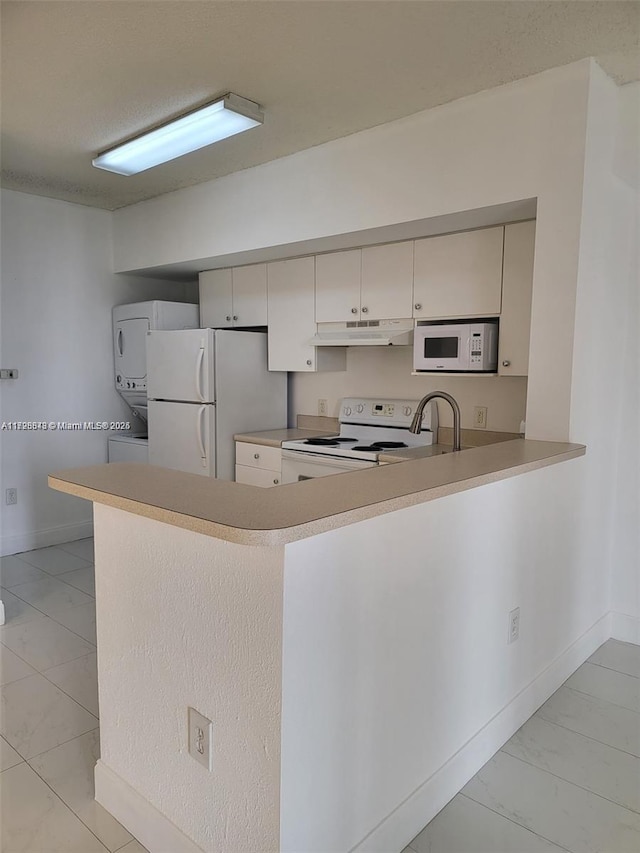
[473,406,488,429]
[317,398,328,417]
[188,707,213,770]
[508,607,520,644]
[5,488,17,506]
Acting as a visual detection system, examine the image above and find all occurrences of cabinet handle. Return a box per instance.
[273,478,279,485]
[306,359,313,366]
[351,307,358,314]
[254,453,260,459]
[414,303,422,311]
[361,306,368,314]
[233,315,238,321]
[226,315,231,322]
[502,360,511,367]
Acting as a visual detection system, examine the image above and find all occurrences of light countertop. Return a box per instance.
[234,428,336,447]
[49,439,585,547]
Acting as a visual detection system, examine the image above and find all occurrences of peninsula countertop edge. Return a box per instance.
[49,439,586,546]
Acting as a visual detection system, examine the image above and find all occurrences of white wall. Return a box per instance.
[290,347,527,432]
[112,60,596,442]
[94,505,284,853]
[0,190,193,555]
[280,457,608,853]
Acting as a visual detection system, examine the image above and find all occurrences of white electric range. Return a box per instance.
[280,397,438,482]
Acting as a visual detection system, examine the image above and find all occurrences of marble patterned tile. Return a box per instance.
[0,645,37,685]
[117,841,150,853]
[45,653,99,716]
[589,639,640,679]
[29,730,132,852]
[48,602,97,645]
[1,673,98,759]
[16,545,92,576]
[1,735,24,771]
[58,538,95,562]
[1,762,109,852]
[410,793,567,853]
[503,715,640,813]
[0,555,48,588]
[462,750,640,853]
[537,686,640,757]
[8,575,93,616]
[566,662,640,713]
[58,566,96,597]
[0,587,48,626]
[0,617,95,671]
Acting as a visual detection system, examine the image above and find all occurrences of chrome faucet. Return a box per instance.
[410,391,462,452]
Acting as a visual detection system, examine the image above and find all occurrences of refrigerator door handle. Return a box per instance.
[195,343,206,402]
[196,405,207,467]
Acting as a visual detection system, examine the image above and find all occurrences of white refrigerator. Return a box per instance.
[146,329,287,480]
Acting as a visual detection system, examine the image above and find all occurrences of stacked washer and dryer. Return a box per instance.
[108,301,199,463]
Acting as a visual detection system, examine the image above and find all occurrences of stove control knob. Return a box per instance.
[403,406,412,416]
[356,404,364,413]
[343,406,352,416]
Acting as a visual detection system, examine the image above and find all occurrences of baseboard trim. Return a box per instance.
[1,520,93,557]
[610,611,640,644]
[351,612,612,853]
[95,760,204,853]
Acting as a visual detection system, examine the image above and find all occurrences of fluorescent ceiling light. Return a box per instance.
[92,93,263,176]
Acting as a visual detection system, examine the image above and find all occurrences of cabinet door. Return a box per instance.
[232,264,268,326]
[413,227,504,319]
[361,241,414,319]
[498,221,535,376]
[315,250,362,322]
[235,465,281,487]
[199,269,233,328]
[267,257,318,371]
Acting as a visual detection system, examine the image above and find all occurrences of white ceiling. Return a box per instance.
[2,1,639,211]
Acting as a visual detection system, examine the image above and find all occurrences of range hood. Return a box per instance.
[310,319,414,347]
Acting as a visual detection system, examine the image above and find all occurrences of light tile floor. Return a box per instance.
[2,541,639,853]
[1,539,148,853]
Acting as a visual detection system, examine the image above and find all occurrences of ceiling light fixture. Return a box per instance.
[92,93,264,176]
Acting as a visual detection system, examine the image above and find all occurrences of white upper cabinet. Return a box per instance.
[199,269,233,328]
[267,257,346,373]
[199,264,267,328]
[498,221,535,377]
[413,227,504,319]
[315,250,362,322]
[361,241,414,319]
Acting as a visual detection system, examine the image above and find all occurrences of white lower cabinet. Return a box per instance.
[235,441,282,487]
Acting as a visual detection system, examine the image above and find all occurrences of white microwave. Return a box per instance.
[414,321,498,373]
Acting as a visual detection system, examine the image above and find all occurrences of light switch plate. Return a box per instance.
[188,707,213,770]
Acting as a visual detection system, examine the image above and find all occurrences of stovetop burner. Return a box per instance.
[351,441,409,452]
[303,437,357,446]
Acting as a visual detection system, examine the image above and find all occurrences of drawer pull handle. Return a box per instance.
[351,307,358,314]
[361,306,368,314]
[414,303,422,310]
[306,359,312,366]
[273,478,279,485]
[254,453,260,459]
[502,360,511,367]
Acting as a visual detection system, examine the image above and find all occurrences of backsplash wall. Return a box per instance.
[289,346,527,432]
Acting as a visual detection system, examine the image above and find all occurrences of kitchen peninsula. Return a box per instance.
[49,439,587,853]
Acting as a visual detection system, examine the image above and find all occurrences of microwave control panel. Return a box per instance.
[469,331,484,366]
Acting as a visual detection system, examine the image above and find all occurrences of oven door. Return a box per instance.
[281,449,377,483]
[414,324,467,371]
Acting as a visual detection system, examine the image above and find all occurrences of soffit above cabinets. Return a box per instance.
[1,1,638,210]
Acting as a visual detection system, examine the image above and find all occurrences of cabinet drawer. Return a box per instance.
[235,465,281,487]
[236,442,282,471]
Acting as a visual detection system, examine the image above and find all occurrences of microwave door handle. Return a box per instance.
[196,405,207,468]
[195,343,206,402]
